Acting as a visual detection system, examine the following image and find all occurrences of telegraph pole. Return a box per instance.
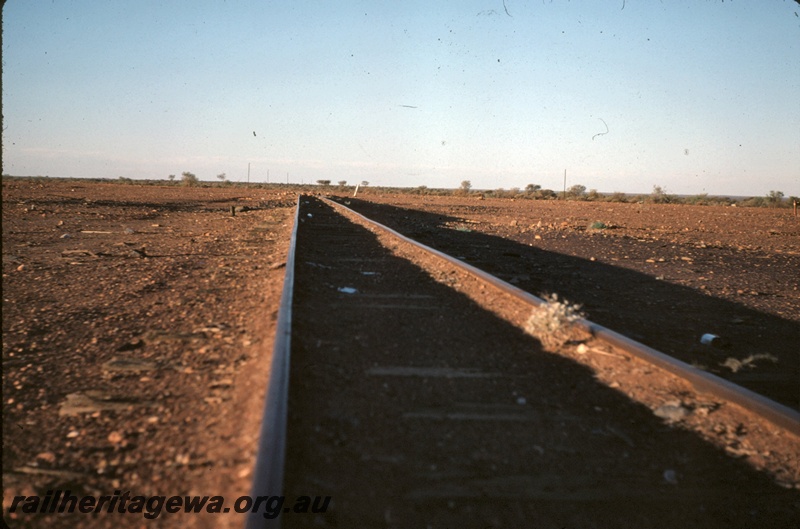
[247,163,251,187]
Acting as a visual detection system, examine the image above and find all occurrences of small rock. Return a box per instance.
[338,287,358,294]
[107,431,124,444]
[66,430,80,439]
[59,391,152,416]
[516,397,526,405]
[116,339,144,352]
[60,233,71,239]
[576,344,590,355]
[123,228,135,234]
[103,357,156,373]
[654,402,689,422]
[663,469,679,485]
[36,452,56,464]
[209,378,233,389]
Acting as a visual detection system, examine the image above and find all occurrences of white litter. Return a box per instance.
[337,287,357,294]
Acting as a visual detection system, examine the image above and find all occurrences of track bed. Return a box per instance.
[280,197,798,528]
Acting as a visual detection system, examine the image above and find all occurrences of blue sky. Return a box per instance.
[3,1,799,196]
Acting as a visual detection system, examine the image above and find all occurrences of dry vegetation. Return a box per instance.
[5,175,797,209]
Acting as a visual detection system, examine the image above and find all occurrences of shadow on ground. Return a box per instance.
[282,198,799,529]
[340,198,799,411]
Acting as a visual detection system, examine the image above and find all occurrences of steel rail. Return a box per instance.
[322,196,800,437]
[246,195,302,529]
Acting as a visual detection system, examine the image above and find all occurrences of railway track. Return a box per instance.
[248,196,800,528]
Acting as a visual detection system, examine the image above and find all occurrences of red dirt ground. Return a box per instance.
[3,179,295,528]
[2,179,798,528]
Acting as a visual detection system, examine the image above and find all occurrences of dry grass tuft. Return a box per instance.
[720,353,778,373]
[525,293,586,348]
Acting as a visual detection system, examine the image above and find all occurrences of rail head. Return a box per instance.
[246,194,302,529]
[321,196,800,437]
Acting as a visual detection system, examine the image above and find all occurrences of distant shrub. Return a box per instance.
[649,185,675,204]
[487,188,524,199]
[766,190,786,207]
[181,171,199,186]
[740,196,767,208]
[567,184,586,199]
[607,192,629,203]
[683,193,708,205]
[736,191,791,208]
